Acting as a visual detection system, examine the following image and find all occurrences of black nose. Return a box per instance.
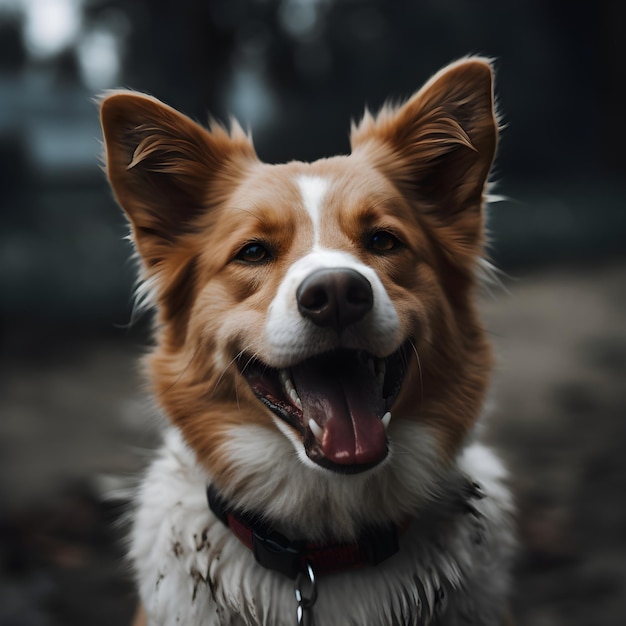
[296,268,373,331]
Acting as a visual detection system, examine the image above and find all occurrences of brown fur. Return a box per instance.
[102,61,497,490]
[101,56,496,519]
[100,57,512,626]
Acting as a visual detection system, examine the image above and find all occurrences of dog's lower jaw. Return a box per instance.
[130,426,514,626]
[238,342,409,473]
[208,419,449,543]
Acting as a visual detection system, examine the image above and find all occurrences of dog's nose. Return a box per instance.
[297,268,373,331]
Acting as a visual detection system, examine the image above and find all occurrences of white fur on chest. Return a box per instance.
[130,428,513,626]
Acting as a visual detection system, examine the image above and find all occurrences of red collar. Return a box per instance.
[207,485,400,579]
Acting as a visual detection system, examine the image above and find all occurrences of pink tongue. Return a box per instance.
[291,352,387,466]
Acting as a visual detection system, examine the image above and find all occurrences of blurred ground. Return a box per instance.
[1,259,626,625]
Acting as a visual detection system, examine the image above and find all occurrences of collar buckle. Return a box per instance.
[252,528,303,579]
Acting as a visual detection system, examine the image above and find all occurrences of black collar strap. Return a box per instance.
[207,485,400,579]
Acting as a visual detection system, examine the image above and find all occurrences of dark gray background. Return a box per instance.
[1,1,625,624]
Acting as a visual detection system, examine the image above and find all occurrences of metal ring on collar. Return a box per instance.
[295,562,317,608]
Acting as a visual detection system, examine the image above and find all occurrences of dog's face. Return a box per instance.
[101,58,497,520]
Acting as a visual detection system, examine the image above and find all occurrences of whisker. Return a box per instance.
[211,348,249,398]
[162,342,202,394]
[237,349,261,411]
[240,351,259,376]
[408,339,424,415]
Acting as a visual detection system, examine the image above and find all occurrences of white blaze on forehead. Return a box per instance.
[296,175,329,246]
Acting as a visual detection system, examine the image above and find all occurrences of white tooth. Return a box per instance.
[381,411,391,430]
[289,389,303,410]
[279,369,298,400]
[308,419,324,441]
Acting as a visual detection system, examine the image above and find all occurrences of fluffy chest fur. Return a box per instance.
[132,428,513,626]
[100,57,515,626]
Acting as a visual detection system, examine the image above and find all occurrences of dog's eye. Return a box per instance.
[236,242,271,264]
[368,230,401,253]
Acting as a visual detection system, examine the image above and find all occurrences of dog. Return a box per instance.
[100,57,514,626]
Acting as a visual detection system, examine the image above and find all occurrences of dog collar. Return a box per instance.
[207,485,400,579]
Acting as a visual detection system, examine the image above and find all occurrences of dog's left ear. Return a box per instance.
[351,57,497,251]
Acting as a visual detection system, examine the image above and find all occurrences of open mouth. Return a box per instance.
[238,343,409,474]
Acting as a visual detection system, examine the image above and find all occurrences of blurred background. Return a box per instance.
[0,0,625,624]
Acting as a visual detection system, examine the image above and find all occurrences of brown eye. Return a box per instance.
[236,242,271,264]
[368,230,401,253]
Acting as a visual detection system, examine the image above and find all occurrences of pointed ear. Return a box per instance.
[351,57,497,231]
[100,92,256,267]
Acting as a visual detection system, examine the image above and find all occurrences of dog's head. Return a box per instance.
[101,58,497,529]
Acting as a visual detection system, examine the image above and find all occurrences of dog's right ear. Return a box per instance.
[100,92,256,267]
